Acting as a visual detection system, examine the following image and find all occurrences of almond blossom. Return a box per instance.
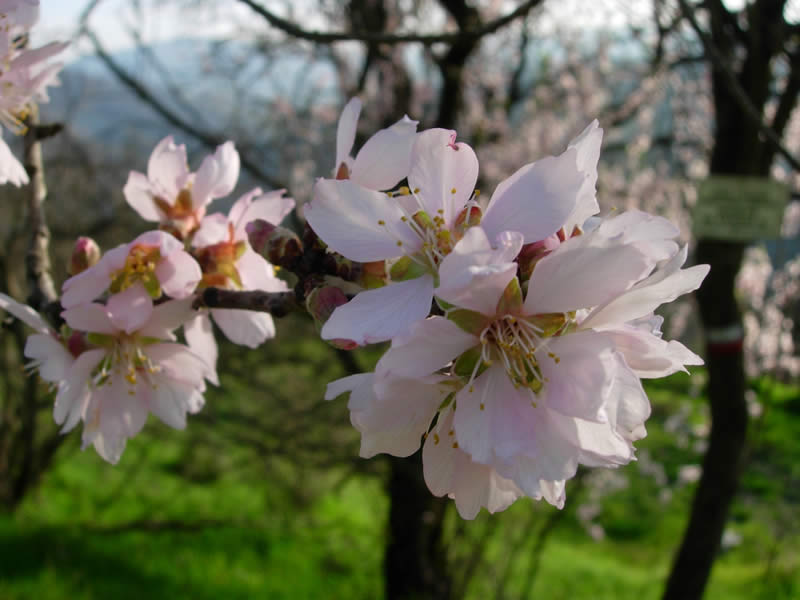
[328,210,708,517]
[61,230,201,334]
[123,137,240,239]
[185,188,295,376]
[1,292,213,464]
[56,299,214,464]
[307,122,598,346]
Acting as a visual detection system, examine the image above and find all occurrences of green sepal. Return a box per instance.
[389,256,428,282]
[496,276,523,315]
[142,274,162,299]
[453,345,483,377]
[438,391,456,411]
[86,332,115,348]
[446,308,490,335]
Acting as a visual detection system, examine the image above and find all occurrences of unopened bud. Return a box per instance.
[68,237,101,276]
[246,219,303,269]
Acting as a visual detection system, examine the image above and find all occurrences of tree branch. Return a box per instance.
[237,0,542,45]
[193,288,299,317]
[80,26,287,190]
[677,0,800,172]
[23,108,58,311]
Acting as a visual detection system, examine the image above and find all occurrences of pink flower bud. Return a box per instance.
[67,237,101,276]
[246,219,303,269]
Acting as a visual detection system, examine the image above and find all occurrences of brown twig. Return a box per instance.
[238,0,542,45]
[193,288,299,317]
[23,107,58,311]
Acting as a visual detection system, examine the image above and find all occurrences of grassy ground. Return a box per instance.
[0,316,797,599]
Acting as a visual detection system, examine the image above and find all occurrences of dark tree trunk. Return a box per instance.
[663,1,794,598]
[385,454,451,600]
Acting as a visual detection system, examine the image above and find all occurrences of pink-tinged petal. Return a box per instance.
[227,187,262,228]
[211,308,275,348]
[60,245,128,309]
[133,230,183,257]
[482,148,583,244]
[598,325,703,378]
[146,342,213,389]
[155,249,201,299]
[146,375,202,429]
[453,364,538,464]
[306,179,420,262]
[0,292,51,333]
[351,375,447,459]
[106,282,153,334]
[547,409,633,467]
[322,275,434,346]
[436,227,522,315]
[601,354,651,441]
[537,331,616,422]
[24,333,72,382]
[564,121,603,233]
[408,129,479,227]
[139,298,196,340]
[61,303,116,334]
[183,313,219,385]
[237,248,287,292]
[0,135,28,186]
[192,141,240,208]
[524,242,651,314]
[351,116,419,191]
[53,348,105,429]
[147,136,188,200]
[192,213,230,247]
[423,410,523,519]
[123,171,162,221]
[336,97,361,170]
[376,315,477,380]
[232,189,295,239]
[582,248,710,329]
[83,374,149,464]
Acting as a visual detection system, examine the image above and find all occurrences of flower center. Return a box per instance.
[91,336,162,396]
[109,244,163,298]
[193,223,247,289]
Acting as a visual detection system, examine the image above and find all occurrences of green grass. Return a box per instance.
[0,318,797,599]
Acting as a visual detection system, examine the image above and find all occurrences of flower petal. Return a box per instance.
[408,129,479,228]
[436,227,522,315]
[0,292,51,333]
[351,115,419,191]
[306,179,420,262]
[155,249,201,299]
[481,147,584,244]
[183,312,219,385]
[0,135,28,186]
[147,136,188,200]
[336,97,361,171]
[107,282,154,334]
[376,315,477,380]
[232,189,295,239]
[322,275,435,346]
[192,141,240,208]
[123,171,162,221]
[211,308,275,348]
[53,348,105,429]
[61,303,116,334]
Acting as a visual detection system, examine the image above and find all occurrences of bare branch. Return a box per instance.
[193,288,299,317]
[677,0,800,172]
[23,108,58,311]
[80,27,287,190]
[237,0,542,45]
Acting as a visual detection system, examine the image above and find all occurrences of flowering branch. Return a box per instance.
[193,288,300,317]
[237,0,543,45]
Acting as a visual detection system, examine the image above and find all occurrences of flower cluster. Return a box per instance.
[313,103,709,518]
[0,0,67,185]
[1,138,294,462]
